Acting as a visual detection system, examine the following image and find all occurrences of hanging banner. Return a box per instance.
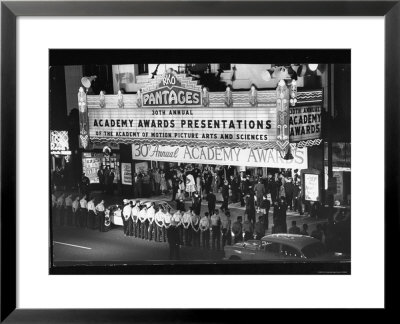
[132,144,308,169]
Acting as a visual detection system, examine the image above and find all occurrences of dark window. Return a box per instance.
[280,244,302,258]
[177,64,186,74]
[301,242,327,259]
[219,63,231,71]
[263,241,280,254]
[138,64,149,75]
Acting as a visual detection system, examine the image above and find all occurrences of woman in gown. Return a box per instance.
[185,173,196,198]
[160,171,167,195]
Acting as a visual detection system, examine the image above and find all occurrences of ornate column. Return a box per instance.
[276,80,290,152]
[289,80,297,106]
[78,87,89,149]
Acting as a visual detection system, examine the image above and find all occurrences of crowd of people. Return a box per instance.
[97,165,116,194]
[131,165,316,217]
[52,164,346,259]
[132,165,244,200]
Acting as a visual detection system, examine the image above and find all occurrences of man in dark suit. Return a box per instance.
[284,177,295,210]
[108,168,115,195]
[231,216,243,244]
[171,175,179,202]
[242,175,251,196]
[97,165,105,193]
[220,180,230,212]
[80,173,90,197]
[273,197,287,233]
[288,220,301,234]
[206,190,216,216]
[254,216,265,240]
[266,173,278,204]
[167,219,180,260]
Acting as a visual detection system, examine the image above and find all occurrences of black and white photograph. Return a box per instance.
[49,50,351,273]
[2,2,393,319]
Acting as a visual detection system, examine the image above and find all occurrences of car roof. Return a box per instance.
[107,199,173,210]
[261,234,321,249]
[128,198,169,204]
[130,199,173,208]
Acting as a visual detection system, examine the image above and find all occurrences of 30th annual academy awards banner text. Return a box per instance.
[132,144,308,169]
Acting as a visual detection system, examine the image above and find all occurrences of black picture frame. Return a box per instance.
[1,0,397,322]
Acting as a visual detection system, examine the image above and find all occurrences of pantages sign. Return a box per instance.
[141,72,201,107]
[80,71,322,151]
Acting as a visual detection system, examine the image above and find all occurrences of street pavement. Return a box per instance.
[52,190,327,265]
[52,226,224,266]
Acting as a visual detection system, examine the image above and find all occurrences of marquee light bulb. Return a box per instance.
[308,64,318,71]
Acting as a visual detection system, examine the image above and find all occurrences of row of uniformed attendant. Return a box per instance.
[52,193,106,231]
[117,198,238,250]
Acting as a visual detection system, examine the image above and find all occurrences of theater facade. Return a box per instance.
[78,69,324,199]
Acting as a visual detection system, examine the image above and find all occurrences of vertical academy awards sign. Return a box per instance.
[79,70,322,151]
[289,90,323,144]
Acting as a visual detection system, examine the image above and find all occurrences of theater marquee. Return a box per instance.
[81,72,322,151]
[88,106,277,149]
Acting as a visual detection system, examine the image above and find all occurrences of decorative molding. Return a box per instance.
[90,137,280,150]
[297,90,323,103]
[293,138,323,148]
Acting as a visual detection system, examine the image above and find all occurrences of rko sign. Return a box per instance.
[142,72,201,107]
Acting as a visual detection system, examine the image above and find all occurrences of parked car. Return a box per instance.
[223,234,348,262]
[105,199,176,227]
